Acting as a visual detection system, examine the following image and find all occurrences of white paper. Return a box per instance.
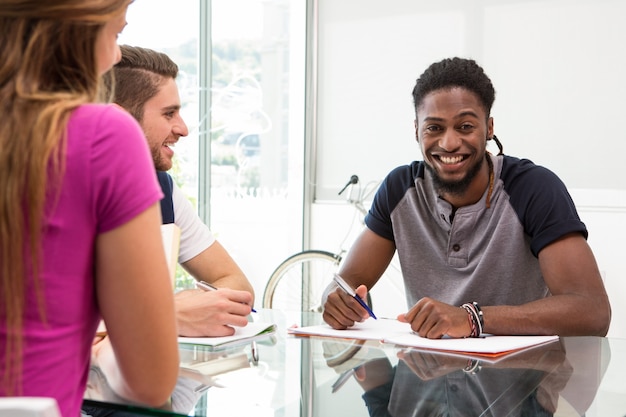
[288,317,409,341]
[179,322,276,348]
[385,333,559,354]
[288,317,559,355]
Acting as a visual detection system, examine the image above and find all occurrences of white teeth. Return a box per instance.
[439,155,463,164]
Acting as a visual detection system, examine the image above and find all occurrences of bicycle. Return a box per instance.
[262,175,405,314]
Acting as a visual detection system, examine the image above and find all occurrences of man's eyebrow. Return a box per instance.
[456,110,480,119]
[421,116,445,123]
[161,104,181,112]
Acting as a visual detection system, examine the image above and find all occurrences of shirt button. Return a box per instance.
[452,244,461,252]
[450,384,458,392]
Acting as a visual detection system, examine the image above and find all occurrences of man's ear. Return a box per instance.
[414,119,419,142]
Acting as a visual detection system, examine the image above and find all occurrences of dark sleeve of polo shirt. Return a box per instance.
[156,170,175,224]
[365,162,421,242]
[501,156,588,257]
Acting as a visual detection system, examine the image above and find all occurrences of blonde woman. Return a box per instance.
[0,1,179,416]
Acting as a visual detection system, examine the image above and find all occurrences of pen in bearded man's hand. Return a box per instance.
[195,280,257,313]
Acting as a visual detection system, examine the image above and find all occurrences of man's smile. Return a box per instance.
[436,154,466,165]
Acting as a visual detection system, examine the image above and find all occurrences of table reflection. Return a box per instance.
[321,337,609,417]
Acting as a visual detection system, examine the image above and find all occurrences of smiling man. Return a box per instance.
[109,45,255,337]
[322,57,611,339]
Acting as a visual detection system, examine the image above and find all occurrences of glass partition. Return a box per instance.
[119,0,307,295]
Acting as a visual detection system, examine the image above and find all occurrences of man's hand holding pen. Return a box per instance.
[196,280,256,313]
[174,284,254,337]
[323,274,376,330]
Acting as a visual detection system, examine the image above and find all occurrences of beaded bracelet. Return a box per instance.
[463,358,481,374]
[472,302,484,330]
[460,303,479,338]
[460,302,484,338]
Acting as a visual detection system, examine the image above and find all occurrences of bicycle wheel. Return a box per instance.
[262,250,342,312]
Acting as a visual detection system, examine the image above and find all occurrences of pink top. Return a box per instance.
[0,104,163,417]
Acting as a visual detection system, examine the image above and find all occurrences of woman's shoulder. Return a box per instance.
[68,103,144,148]
[70,103,135,126]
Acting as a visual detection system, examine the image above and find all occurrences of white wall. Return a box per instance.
[313,0,626,197]
[571,189,626,338]
[310,0,626,338]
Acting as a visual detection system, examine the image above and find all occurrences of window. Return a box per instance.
[119,0,306,298]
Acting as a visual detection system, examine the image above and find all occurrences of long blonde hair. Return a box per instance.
[0,0,131,395]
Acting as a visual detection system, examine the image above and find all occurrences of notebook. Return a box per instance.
[289,318,558,358]
[178,322,277,350]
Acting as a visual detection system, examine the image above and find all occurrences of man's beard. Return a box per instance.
[425,155,484,197]
[152,148,169,171]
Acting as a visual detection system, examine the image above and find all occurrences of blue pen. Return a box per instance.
[196,280,257,313]
[333,274,377,319]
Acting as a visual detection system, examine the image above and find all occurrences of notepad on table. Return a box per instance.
[178,322,277,350]
[288,318,558,358]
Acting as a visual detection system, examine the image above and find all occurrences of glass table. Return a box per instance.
[82,309,626,417]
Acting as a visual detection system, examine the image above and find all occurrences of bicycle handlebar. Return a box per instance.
[338,174,359,195]
[338,174,377,217]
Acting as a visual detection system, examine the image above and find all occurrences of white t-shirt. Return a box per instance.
[172,181,216,263]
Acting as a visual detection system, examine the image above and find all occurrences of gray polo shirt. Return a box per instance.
[365,154,587,308]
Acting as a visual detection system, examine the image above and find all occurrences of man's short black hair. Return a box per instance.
[412,57,496,117]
